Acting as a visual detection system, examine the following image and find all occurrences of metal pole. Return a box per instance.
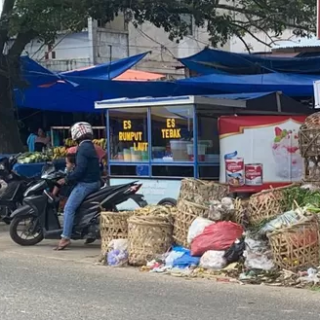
[108,45,112,80]
[317,0,320,39]
[275,92,282,112]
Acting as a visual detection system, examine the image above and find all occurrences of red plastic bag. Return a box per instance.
[191,221,243,256]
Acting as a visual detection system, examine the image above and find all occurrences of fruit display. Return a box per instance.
[64,138,106,149]
[92,139,107,149]
[52,147,68,160]
[16,139,108,165]
[17,152,51,164]
[64,138,77,147]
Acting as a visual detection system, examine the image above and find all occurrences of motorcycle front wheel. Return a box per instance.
[10,215,44,246]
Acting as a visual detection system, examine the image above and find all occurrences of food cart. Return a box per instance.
[95,93,310,209]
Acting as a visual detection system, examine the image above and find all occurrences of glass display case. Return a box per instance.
[106,101,220,180]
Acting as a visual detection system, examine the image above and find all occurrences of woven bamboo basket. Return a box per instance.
[303,156,320,182]
[128,215,173,266]
[100,211,133,259]
[233,198,249,225]
[247,184,297,226]
[298,124,320,157]
[268,216,319,271]
[178,178,228,203]
[173,200,210,247]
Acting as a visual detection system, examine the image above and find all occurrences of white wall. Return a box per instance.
[229,29,296,53]
[22,32,92,72]
[24,32,90,60]
[95,30,129,63]
[128,21,229,77]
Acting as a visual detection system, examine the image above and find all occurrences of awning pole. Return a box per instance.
[276,92,282,112]
[318,0,320,39]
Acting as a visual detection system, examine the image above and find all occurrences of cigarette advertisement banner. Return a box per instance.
[219,116,307,191]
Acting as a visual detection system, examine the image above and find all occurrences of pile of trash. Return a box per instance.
[239,268,320,289]
[101,180,320,291]
[138,185,320,289]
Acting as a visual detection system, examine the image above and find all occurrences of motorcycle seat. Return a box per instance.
[85,183,131,202]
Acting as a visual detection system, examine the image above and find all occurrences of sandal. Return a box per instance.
[54,240,71,251]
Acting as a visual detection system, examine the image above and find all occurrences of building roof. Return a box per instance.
[114,69,165,81]
[272,37,320,49]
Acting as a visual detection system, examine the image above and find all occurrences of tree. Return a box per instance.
[0,0,316,152]
[87,0,316,48]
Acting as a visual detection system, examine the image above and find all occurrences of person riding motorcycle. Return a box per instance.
[55,122,101,251]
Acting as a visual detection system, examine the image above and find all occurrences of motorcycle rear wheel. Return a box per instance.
[10,215,44,246]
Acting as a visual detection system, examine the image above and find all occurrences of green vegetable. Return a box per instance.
[282,186,320,211]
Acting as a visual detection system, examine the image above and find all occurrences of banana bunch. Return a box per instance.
[52,147,68,160]
[93,139,106,149]
[64,138,77,147]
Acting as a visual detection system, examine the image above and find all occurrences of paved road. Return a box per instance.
[1,251,320,320]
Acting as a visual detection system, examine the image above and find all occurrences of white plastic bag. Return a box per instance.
[208,197,235,221]
[107,249,128,267]
[106,239,129,267]
[187,217,214,244]
[244,236,274,270]
[298,268,320,284]
[108,239,128,251]
[200,250,227,269]
[259,210,301,235]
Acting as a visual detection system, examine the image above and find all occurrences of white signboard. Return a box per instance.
[110,178,181,210]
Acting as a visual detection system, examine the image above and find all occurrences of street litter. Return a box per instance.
[99,169,320,290]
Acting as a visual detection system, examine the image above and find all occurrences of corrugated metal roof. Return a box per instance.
[262,52,300,57]
[272,37,320,49]
[114,69,164,81]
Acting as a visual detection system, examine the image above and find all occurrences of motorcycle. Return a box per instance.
[9,164,147,246]
[0,155,37,224]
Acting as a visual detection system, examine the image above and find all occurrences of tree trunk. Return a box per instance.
[0,74,23,153]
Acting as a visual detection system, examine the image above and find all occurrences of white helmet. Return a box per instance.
[70,122,93,141]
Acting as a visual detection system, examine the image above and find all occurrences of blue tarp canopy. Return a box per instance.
[178,72,318,97]
[15,52,152,112]
[59,52,149,79]
[178,48,320,75]
[16,72,316,113]
[21,56,61,86]
[15,79,212,112]
[16,50,317,113]
[19,51,149,88]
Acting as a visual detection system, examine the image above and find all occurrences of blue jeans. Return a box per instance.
[62,181,101,239]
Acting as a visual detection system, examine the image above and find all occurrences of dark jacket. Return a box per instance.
[65,140,100,184]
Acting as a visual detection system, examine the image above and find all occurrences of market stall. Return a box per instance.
[12,126,107,177]
[50,126,106,149]
[95,92,310,207]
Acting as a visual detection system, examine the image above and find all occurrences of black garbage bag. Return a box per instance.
[224,238,245,264]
